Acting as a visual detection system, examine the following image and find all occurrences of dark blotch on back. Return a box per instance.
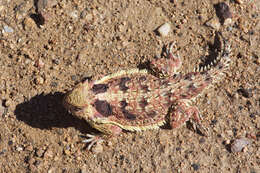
[94,100,112,116]
[122,110,137,120]
[119,77,131,91]
[141,85,150,92]
[139,98,148,109]
[120,100,127,108]
[120,100,137,120]
[139,76,146,81]
[188,83,197,90]
[147,111,156,118]
[92,84,109,94]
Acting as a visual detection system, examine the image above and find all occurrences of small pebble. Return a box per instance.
[226,26,233,31]
[248,30,254,35]
[25,58,32,65]
[3,25,14,33]
[159,131,170,144]
[26,145,34,151]
[37,0,48,11]
[80,165,88,173]
[23,17,37,30]
[224,18,233,26]
[215,2,232,24]
[44,149,54,158]
[4,99,12,107]
[70,10,78,19]
[47,168,56,173]
[231,138,251,152]
[35,76,44,85]
[246,133,257,140]
[157,23,171,37]
[191,163,200,171]
[234,0,243,4]
[85,13,93,21]
[249,114,256,119]
[36,0,57,24]
[0,100,6,116]
[36,148,45,157]
[107,141,113,147]
[50,81,58,87]
[210,119,218,125]
[91,142,103,153]
[37,0,57,11]
[225,139,231,145]
[199,138,206,144]
[16,146,24,152]
[35,59,45,68]
[0,149,7,155]
[227,130,233,136]
[176,147,181,151]
[237,88,253,98]
[205,18,220,30]
[71,75,77,81]
[0,6,4,12]
[64,149,70,155]
[8,140,13,146]
[77,49,88,65]
[52,59,59,65]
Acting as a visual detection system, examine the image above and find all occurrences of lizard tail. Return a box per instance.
[194,32,231,74]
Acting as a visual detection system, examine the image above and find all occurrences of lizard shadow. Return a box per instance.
[14,92,99,135]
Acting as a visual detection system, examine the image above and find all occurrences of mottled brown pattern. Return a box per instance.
[64,33,231,141]
[98,73,170,126]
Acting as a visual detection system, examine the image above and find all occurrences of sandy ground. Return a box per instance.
[0,0,259,172]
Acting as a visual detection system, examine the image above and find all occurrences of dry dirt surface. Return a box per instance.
[0,0,259,172]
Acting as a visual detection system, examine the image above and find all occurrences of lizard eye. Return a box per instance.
[72,106,84,113]
[66,104,83,114]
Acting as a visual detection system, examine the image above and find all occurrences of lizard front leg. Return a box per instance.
[83,123,122,150]
[151,42,182,77]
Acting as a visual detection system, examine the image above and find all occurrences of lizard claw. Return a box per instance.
[82,134,104,150]
[188,118,209,137]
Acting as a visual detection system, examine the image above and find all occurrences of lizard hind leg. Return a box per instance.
[151,42,182,76]
[169,100,208,136]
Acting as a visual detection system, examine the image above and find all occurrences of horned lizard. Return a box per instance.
[63,32,231,149]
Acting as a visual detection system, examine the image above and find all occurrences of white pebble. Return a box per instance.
[205,18,220,30]
[231,138,251,152]
[70,10,78,19]
[16,146,24,151]
[224,18,233,26]
[235,0,243,4]
[3,25,14,33]
[157,23,171,37]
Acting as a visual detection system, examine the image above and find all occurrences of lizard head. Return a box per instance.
[63,81,95,120]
